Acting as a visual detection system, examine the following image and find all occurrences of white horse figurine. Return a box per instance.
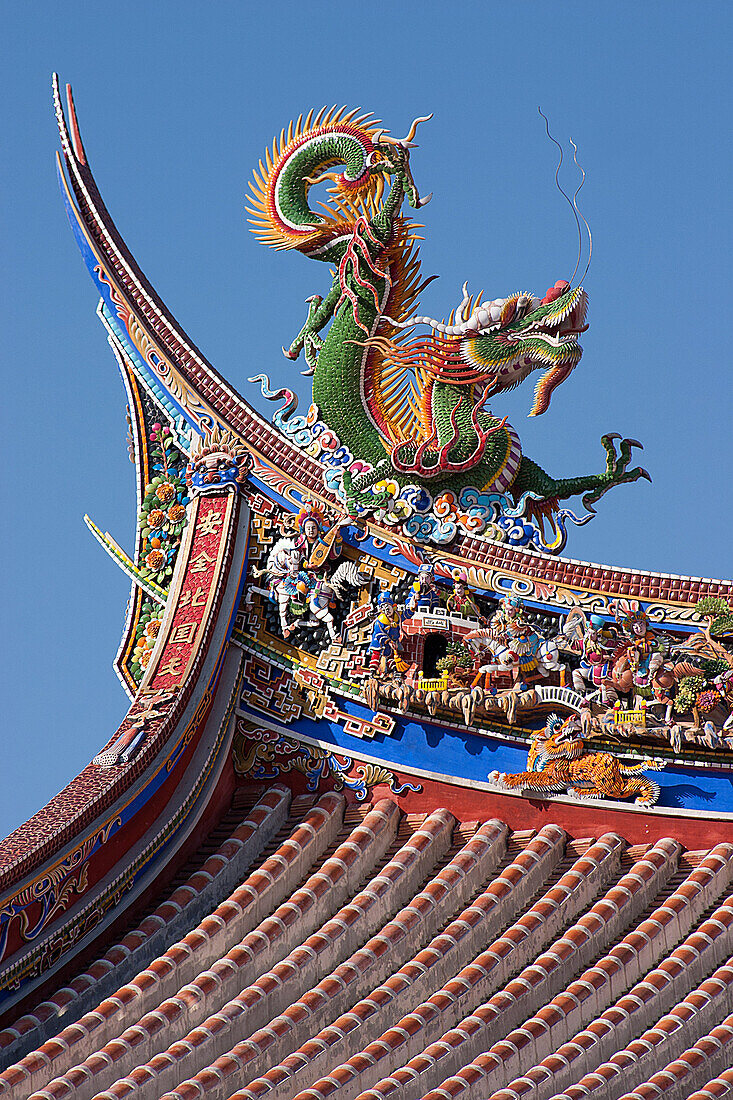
[308,561,372,641]
[467,627,566,682]
[257,537,304,635]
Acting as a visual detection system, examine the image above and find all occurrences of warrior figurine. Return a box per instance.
[369,592,408,677]
[261,541,308,637]
[406,563,444,614]
[572,614,618,701]
[612,601,667,697]
[293,500,344,571]
[505,619,544,688]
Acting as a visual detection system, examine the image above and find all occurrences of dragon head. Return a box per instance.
[456,280,588,416]
[387,280,588,416]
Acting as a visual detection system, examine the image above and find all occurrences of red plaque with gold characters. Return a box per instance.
[141,493,237,693]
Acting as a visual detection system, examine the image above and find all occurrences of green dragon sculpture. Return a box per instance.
[248,108,649,526]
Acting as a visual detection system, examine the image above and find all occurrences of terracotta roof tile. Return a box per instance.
[4,794,733,1100]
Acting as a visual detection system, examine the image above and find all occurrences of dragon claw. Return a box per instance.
[284,294,329,368]
[578,434,653,509]
[340,464,392,513]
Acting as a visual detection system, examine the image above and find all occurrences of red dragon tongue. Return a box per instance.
[529,364,572,416]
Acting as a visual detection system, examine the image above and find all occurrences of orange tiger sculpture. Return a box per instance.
[489,714,664,807]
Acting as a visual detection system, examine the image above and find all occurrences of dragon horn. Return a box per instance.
[390,281,500,335]
[400,113,433,146]
[379,114,433,149]
[457,282,471,323]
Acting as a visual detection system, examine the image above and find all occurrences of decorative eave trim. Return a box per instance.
[0,492,250,918]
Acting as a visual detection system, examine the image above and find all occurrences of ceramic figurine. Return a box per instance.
[445,570,484,621]
[490,714,665,806]
[369,592,408,677]
[571,613,619,702]
[293,500,345,570]
[406,563,444,614]
[610,600,668,704]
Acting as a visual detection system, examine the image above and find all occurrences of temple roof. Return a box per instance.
[4,76,730,1100]
[1,786,731,1100]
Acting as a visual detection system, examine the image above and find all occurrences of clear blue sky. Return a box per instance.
[2,2,731,837]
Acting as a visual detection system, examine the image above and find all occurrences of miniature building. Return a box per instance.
[1,80,732,1100]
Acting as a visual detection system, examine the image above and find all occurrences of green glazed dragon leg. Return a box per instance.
[341,462,393,514]
[284,286,341,373]
[513,433,651,512]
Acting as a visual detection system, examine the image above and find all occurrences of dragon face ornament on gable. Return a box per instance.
[185,429,252,496]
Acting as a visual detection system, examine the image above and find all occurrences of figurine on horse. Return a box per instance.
[467,596,566,691]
